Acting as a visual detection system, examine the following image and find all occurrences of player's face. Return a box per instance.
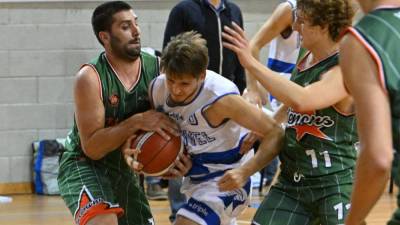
[109,10,141,61]
[293,9,325,49]
[166,73,205,104]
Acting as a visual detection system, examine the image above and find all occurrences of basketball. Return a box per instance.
[131,131,183,176]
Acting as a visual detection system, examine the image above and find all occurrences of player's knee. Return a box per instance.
[85,213,118,225]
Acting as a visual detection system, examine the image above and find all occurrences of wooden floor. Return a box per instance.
[0,187,397,225]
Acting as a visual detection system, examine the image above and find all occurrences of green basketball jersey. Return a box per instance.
[279,52,359,186]
[62,51,159,172]
[351,7,400,152]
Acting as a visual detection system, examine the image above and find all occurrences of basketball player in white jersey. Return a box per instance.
[149,31,283,225]
[245,0,299,109]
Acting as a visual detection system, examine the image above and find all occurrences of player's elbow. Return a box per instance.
[81,144,104,161]
[289,97,316,112]
[286,98,307,112]
[266,124,285,151]
[361,146,393,175]
[372,151,393,174]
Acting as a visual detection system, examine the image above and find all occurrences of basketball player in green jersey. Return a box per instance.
[340,1,400,225]
[219,1,357,224]
[57,2,191,225]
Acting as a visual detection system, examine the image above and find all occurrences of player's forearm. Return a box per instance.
[241,128,284,177]
[246,42,262,92]
[82,114,143,160]
[345,149,392,225]
[247,61,308,110]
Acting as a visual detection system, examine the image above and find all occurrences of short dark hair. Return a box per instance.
[161,31,209,79]
[91,1,132,45]
[297,0,354,41]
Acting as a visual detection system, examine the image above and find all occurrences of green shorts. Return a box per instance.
[57,153,153,225]
[252,177,352,225]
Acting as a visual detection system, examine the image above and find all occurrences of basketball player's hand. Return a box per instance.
[218,168,248,191]
[122,135,143,173]
[162,153,192,179]
[240,132,261,154]
[137,110,180,140]
[222,22,254,68]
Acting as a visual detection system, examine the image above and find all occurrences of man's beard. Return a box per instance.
[110,35,141,61]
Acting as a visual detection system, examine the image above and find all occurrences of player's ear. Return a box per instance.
[99,31,110,45]
[199,71,206,81]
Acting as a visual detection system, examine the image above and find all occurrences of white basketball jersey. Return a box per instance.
[150,70,248,182]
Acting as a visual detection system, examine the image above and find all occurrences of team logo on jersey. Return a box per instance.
[188,114,198,125]
[108,94,120,107]
[168,112,184,122]
[287,109,334,141]
[74,186,122,225]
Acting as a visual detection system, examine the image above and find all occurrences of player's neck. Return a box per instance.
[105,53,141,88]
[309,41,338,64]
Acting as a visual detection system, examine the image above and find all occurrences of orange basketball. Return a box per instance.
[131,131,183,176]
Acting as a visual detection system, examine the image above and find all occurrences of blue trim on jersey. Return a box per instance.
[187,134,248,180]
[267,58,296,73]
[218,179,251,210]
[200,92,240,128]
[183,198,221,225]
[191,134,247,165]
[190,170,228,183]
[243,178,251,195]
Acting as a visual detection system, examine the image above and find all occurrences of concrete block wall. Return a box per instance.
[0,0,279,185]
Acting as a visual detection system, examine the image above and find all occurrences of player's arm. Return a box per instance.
[245,2,294,105]
[340,34,393,225]
[206,95,284,191]
[75,66,178,160]
[223,23,349,112]
[273,104,288,124]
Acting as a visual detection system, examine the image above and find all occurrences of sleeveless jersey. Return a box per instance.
[150,70,247,182]
[280,52,359,186]
[62,51,159,172]
[348,7,400,152]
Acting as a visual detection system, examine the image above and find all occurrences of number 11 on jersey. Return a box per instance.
[305,149,332,168]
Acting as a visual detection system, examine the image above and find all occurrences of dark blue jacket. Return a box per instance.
[163,0,246,93]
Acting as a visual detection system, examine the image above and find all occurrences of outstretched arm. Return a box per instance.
[246,2,294,106]
[340,34,393,225]
[223,23,348,112]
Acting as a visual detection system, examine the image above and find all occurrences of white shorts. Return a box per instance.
[177,178,251,225]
